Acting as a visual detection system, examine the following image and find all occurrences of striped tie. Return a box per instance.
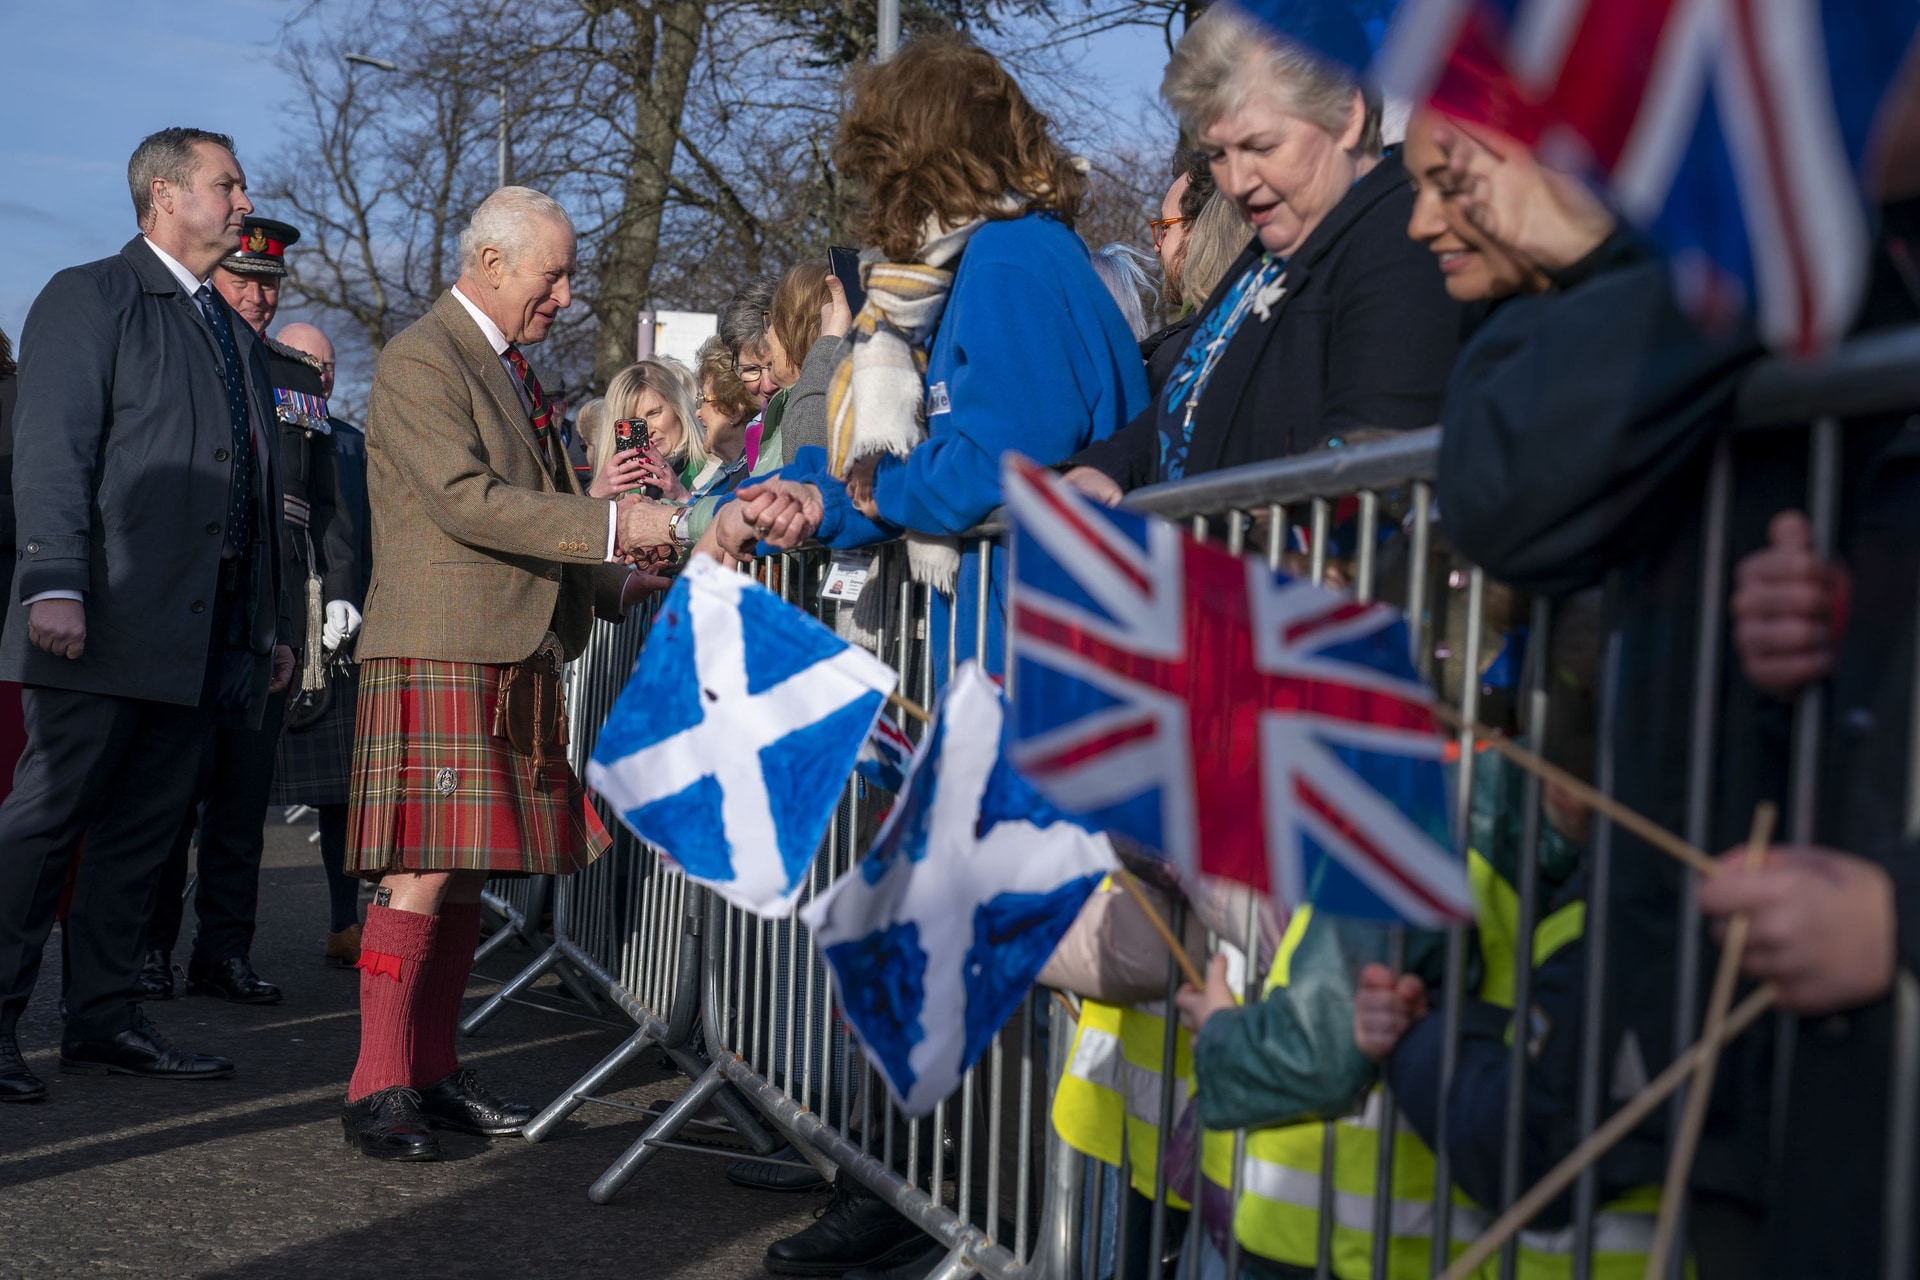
[502,344,555,464]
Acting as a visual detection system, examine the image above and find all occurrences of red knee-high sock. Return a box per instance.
[347,905,439,1102]
[412,901,481,1087]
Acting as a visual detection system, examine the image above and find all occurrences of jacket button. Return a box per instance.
[190,599,206,613]
[25,542,36,553]
[206,522,221,536]
[215,448,230,462]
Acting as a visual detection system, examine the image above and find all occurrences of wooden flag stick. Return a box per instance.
[1643,801,1776,1277]
[1114,867,1210,992]
[1427,702,1721,878]
[888,690,931,724]
[1439,983,1777,1280]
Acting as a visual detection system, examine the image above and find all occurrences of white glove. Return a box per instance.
[322,600,363,652]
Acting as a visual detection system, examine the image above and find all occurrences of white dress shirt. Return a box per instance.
[25,239,219,608]
[450,286,618,561]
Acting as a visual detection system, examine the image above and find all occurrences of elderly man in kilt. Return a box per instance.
[342,186,663,1160]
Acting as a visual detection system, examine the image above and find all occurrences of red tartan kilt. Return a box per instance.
[345,656,610,878]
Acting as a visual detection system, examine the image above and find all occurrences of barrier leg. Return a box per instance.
[523,1025,660,1143]
[664,1044,780,1157]
[589,1057,732,1204]
[926,1245,979,1279]
[461,940,564,1035]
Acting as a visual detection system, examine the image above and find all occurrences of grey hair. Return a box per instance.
[458,186,574,271]
[719,274,779,359]
[128,127,236,227]
[1088,243,1161,342]
[1161,6,1382,156]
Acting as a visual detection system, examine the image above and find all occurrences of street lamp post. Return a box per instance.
[344,52,510,188]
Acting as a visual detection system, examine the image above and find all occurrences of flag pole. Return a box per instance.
[1114,867,1209,991]
[888,690,931,724]
[1643,801,1777,1276]
[1426,702,1721,878]
[1438,983,1778,1280]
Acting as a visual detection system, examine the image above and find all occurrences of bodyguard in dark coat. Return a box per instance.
[0,128,295,1103]
[140,217,360,1007]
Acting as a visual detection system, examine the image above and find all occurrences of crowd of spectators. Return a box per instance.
[0,3,1914,1276]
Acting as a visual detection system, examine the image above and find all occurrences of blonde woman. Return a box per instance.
[592,357,704,501]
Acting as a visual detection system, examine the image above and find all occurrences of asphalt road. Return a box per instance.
[0,813,824,1279]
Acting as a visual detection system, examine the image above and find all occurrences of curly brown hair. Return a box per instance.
[834,36,1085,262]
[770,262,832,373]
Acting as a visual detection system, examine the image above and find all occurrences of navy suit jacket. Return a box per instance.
[0,237,290,712]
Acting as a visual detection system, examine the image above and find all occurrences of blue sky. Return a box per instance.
[0,0,1172,342]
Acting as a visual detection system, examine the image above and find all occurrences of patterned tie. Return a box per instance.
[194,284,257,552]
[501,344,556,464]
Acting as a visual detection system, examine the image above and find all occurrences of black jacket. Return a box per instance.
[1070,155,1462,488]
[0,369,14,629]
[1437,219,1920,1275]
[0,238,291,713]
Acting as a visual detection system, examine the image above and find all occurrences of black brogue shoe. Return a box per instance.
[342,1086,441,1161]
[417,1068,533,1136]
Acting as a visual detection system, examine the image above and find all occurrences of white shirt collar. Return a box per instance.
[143,236,207,297]
[451,285,511,355]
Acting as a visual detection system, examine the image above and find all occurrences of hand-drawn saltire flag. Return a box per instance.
[1235,0,1920,353]
[588,556,897,917]
[803,663,1115,1116]
[855,713,918,794]
[1002,455,1469,927]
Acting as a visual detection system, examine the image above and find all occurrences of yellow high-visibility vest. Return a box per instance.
[1232,853,1667,1278]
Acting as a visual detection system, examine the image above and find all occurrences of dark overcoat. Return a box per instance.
[1,237,291,718]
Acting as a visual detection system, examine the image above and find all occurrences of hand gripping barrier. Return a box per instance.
[526,322,1920,1280]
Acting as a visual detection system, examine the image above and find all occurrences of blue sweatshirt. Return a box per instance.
[779,212,1148,674]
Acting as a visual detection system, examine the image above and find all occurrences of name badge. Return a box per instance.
[927,381,952,417]
[819,549,878,604]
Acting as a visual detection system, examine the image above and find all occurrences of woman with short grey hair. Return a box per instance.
[1064,2,1460,497]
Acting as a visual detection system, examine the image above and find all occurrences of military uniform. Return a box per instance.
[142,217,361,1003]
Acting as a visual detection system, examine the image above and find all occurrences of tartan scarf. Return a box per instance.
[826,214,994,592]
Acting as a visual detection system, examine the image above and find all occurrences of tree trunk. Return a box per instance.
[592,0,707,386]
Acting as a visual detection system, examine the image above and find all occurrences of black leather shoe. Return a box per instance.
[342,1086,440,1161]
[843,1238,944,1280]
[186,956,282,1005]
[417,1068,532,1136]
[137,949,174,1000]
[59,1013,234,1081]
[764,1177,934,1276]
[727,1142,830,1192]
[0,1033,47,1102]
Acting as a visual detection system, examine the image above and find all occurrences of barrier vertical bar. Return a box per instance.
[1497,595,1552,1280]
[1659,439,1734,1276]
[1572,580,1625,1277]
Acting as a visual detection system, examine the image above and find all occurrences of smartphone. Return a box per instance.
[611,418,662,499]
[828,245,867,317]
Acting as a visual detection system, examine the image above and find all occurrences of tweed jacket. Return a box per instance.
[358,290,627,664]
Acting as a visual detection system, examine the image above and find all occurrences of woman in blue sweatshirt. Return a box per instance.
[701,38,1147,679]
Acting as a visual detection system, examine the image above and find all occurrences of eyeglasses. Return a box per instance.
[732,362,770,382]
[1149,215,1192,251]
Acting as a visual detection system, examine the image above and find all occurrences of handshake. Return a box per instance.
[612,494,687,572]
[692,480,825,566]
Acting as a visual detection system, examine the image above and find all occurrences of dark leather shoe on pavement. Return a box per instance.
[843,1238,944,1280]
[764,1177,935,1276]
[137,949,174,1000]
[727,1142,830,1192]
[59,1014,234,1081]
[0,1033,47,1102]
[417,1068,532,1136]
[342,1086,440,1161]
[186,956,282,1005]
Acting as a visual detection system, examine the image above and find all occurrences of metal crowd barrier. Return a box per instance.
[520,325,1920,1279]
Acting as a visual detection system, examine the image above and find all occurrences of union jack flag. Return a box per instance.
[1239,0,1920,352]
[1002,456,1470,927]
